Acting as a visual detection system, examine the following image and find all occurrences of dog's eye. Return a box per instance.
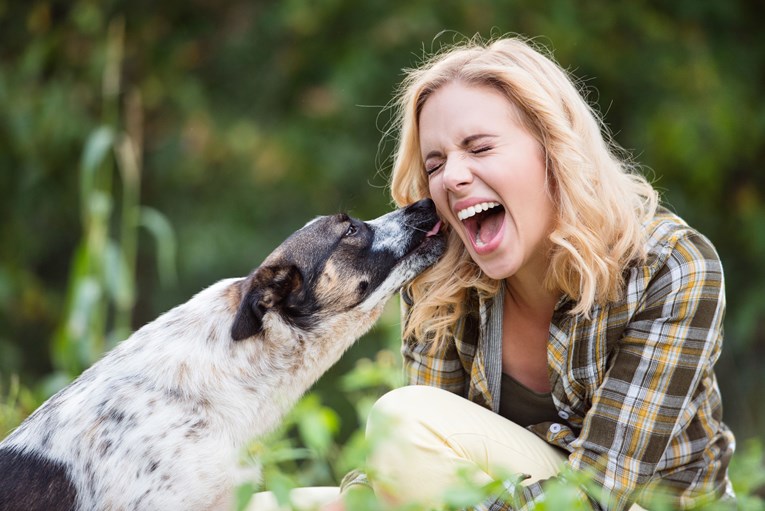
[344,224,359,237]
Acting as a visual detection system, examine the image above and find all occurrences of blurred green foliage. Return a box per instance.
[1,0,764,505]
[247,355,763,510]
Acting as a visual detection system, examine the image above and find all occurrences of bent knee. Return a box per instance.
[367,385,457,437]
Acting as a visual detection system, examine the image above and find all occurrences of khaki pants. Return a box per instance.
[248,487,339,510]
[251,385,646,510]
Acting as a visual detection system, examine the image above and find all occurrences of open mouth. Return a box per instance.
[457,202,505,249]
[425,220,442,237]
[404,218,443,258]
[401,214,446,266]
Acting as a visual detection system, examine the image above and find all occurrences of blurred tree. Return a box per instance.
[1,0,763,445]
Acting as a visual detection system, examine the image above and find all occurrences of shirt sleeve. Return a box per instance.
[400,289,470,394]
[482,232,726,511]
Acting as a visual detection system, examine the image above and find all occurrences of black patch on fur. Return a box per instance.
[231,264,310,340]
[0,447,77,511]
[231,199,443,341]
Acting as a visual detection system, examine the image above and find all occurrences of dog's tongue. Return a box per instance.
[426,220,442,237]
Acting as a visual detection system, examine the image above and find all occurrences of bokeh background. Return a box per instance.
[1,0,764,467]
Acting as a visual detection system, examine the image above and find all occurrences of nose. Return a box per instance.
[402,198,439,234]
[441,155,473,191]
[402,198,436,216]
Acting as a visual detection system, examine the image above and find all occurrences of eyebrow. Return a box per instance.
[423,134,497,160]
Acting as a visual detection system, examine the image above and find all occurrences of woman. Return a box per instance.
[253,35,735,511]
[338,35,735,511]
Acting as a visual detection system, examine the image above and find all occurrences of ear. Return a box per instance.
[231,264,303,341]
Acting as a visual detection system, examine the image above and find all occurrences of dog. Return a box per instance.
[0,198,445,511]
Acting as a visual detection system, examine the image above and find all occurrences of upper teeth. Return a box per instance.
[457,201,501,221]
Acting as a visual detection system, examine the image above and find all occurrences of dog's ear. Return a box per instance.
[231,264,303,341]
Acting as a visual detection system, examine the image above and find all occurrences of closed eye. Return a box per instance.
[425,161,444,176]
[425,145,492,177]
[470,145,492,154]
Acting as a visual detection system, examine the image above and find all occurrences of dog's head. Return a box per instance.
[230,199,445,341]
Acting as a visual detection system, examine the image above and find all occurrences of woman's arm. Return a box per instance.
[400,288,473,392]
[490,232,728,511]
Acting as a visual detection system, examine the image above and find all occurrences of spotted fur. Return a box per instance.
[0,199,444,511]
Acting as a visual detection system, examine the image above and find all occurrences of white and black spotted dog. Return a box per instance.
[0,199,445,511]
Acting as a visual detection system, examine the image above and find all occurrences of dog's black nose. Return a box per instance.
[403,198,436,215]
[403,198,440,234]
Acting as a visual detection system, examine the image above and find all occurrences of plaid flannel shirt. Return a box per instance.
[400,209,735,510]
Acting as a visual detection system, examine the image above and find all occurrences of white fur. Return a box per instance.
[2,278,386,510]
[0,199,444,510]
[368,210,409,257]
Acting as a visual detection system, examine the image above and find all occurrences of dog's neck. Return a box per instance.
[110,279,383,448]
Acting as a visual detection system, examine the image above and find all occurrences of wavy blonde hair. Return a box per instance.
[389,35,658,348]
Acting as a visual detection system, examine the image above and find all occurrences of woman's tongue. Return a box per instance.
[465,210,503,248]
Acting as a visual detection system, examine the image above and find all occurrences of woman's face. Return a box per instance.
[419,81,556,281]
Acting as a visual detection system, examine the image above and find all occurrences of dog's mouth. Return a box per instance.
[403,221,446,277]
[425,220,442,237]
[408,218,444,258]
[352,200,447,311]
[459,203,505,248]
[365,198,448,268]
[405,219,443,240]
[404,215,445,258]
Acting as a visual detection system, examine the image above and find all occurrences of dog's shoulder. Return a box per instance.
[0,446,77,511]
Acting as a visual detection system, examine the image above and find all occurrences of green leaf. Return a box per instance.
[729,439,765,496]
[264,469,296,507]
[103,239,134,310]
[343,485,382,511]
[79,126,114,215]
[234,481,258,511]
[139,206,177,287]
[442,485,486,508]
[52,275,104,372]
[296,403,339,455]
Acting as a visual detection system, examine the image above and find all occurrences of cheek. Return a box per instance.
[428,178,451,221]
[520,189,556,243]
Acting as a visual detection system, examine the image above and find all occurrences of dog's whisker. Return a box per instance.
[404,222,429,233]
[0,198,446,510]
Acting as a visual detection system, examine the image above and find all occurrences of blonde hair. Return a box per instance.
[389,35,658,348]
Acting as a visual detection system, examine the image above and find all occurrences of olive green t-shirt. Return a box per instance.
[498,372,560,427]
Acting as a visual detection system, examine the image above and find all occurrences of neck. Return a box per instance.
[504,272,560,322]
[117,280,302,445]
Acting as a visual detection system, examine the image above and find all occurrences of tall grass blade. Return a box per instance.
[139,207,178,287]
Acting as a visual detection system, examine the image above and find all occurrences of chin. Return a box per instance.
[472,256,517,281]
